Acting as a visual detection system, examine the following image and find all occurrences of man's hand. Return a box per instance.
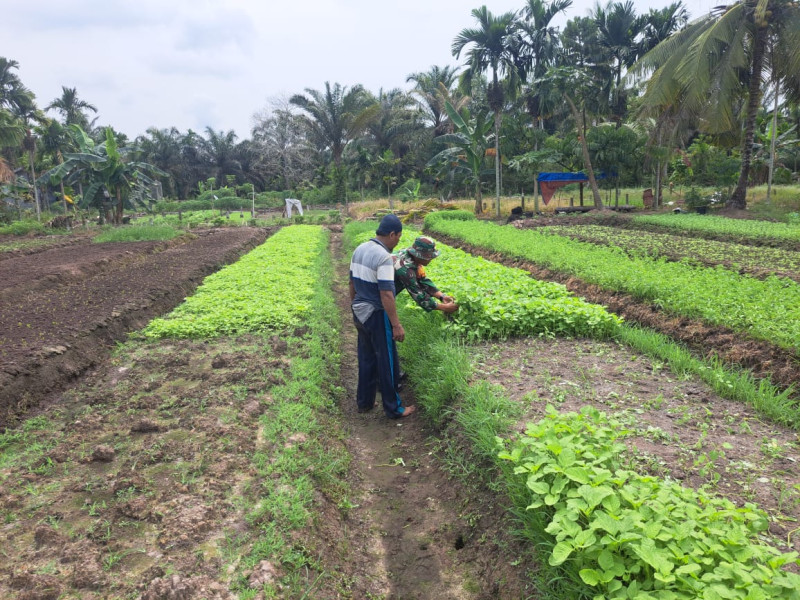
[392,323,405,342]
[440,294,454,303]
[436,300,459,314]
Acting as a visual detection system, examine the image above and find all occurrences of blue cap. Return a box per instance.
[376,214,403,235]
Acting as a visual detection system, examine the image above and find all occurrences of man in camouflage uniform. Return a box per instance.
[394,236,459,315]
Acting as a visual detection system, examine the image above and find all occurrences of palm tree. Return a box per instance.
[46,86,97,129]
[290,82,378,204]
[0,109,24,182]
[452,6,521,217]
[406,65,465,136]
[636,2,689,57]
[0,58,31,114]
[635,0,800,209]
[201,128,244,187]
[591,1,647,125]
[539,66,605,208]
[11,93,47,220]
[517,0,573,126]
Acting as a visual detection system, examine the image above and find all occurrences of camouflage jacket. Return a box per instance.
[393,248,440,311]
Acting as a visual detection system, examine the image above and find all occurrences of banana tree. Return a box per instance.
[427,102,493,214]
[39,126,164,224]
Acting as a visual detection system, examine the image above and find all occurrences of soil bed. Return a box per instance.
[0,227,269,428]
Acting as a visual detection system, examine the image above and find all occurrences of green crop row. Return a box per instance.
[631,214,800,244]
[351,224,621,341]
[425,212,800,353]
[144,225,328,338]
[499,406,800,600]
[545,224,800,280]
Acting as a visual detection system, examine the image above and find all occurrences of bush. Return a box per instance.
[774,167,793,185]
[684,187,709,210]
[423,210,476,227]
[93,224,180,243]
[0,219,49,236]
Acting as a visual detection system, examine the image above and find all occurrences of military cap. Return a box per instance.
[408,236,440,260]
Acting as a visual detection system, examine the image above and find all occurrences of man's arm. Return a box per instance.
[379,290,404,342]
[349,279,356,302]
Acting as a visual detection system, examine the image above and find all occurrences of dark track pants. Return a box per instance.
[354,309,406,418]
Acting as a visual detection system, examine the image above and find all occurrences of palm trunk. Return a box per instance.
[475,180,483,215]
[766,77,780,204]
[28,148,41,221]
[565,94,603,208]
[494,111,501,218]
[730,24,768,209]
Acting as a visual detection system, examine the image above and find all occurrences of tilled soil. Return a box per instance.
[430,231,800,393]
[0,227,269,428]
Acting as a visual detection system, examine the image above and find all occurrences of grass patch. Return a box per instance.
[0,219,51,236]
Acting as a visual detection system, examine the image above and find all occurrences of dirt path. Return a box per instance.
[329,232,537,599]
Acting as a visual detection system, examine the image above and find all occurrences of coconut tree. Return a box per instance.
[452,6,521,217]
[538,66,605,208]
[46,86,97,129]
[635,0,800,209]
[290,82,379,205]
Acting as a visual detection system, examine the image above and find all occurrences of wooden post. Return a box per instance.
[580,182,584,206]
[570,196,574,207]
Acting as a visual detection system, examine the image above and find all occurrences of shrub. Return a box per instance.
[424,210,476,226]
[0,219,48,236]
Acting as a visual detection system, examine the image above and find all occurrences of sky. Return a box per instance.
[2,0,717,141]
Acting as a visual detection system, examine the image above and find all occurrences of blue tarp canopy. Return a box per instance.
[536,172,609,204]
[537,172,607,182]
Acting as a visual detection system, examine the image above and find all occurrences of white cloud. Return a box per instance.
[3,0,717,140]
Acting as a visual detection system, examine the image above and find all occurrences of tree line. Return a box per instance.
[1,0,799,222]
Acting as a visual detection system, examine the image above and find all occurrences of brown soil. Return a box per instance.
[429,232,800,394]
[0,227,269,428]
[471,336,800,556]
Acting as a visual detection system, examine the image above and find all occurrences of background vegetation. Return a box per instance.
[1,0,799,223]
